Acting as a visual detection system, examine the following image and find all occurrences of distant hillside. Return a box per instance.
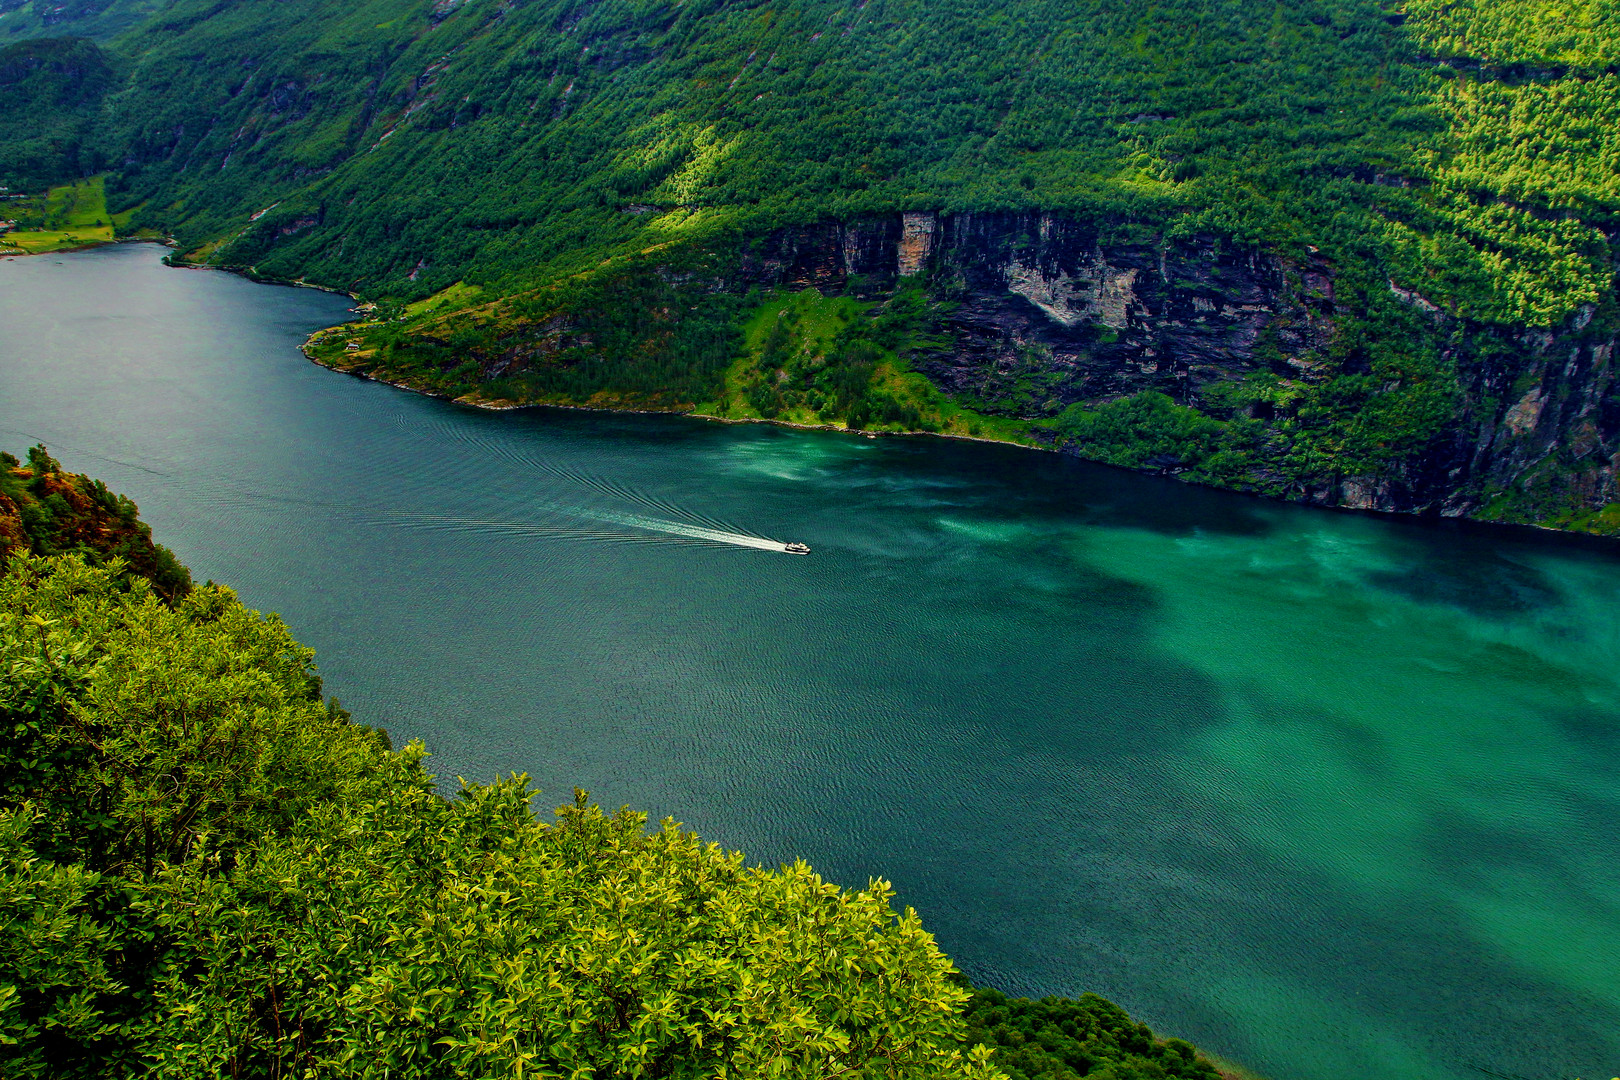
[0,36,114,189]
[3,0,1618,532]
[0,0,161,43]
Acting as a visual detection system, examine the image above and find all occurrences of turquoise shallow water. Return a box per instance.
[2,244,1618,1080]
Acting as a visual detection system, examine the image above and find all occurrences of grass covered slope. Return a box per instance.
[0,464,1243,1079]
[0,175,127,254]
[689,286,1035,441]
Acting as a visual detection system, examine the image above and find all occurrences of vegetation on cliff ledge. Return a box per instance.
[0,444,189,599]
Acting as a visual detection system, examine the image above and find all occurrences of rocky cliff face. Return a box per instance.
[744,211,1336,410]
[738,211,1620,528]
[344,207,1618,531]
[1448,312,1620,525]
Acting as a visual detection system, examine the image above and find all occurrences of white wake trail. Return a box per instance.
[584,508,791,552]
[377,507,795,552]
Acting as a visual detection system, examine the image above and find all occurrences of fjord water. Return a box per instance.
[3,244,1617,1080]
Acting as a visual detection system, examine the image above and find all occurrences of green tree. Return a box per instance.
[0,552,1001,1079]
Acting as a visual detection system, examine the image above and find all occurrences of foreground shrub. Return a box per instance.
[0,553,996,1079]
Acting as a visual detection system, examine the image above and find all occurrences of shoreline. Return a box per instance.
[299,329,1046,454]
[166,253,364,301]
[16,242,1581,548]
[298,326,1620,549]
[0,233,173,259]
[0,235,362,311]
[1,237,122,258]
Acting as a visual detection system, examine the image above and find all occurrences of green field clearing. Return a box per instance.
[694,288,1044,445]
[0,176,116,254]
[404,281,483,319]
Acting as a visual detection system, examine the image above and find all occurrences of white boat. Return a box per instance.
[783,542,810,555]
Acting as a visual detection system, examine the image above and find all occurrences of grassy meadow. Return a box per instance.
[0,175,128,255]
[692,288,1046,447]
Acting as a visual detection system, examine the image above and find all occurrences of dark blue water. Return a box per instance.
[3,244,1617,1080]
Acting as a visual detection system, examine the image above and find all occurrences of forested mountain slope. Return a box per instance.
[4,0,1619,532]
[0,35,116,187]
[0,0,161,42]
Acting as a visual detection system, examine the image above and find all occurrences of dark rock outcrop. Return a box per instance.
[743,211,1335,412]
[738,211,1620,526]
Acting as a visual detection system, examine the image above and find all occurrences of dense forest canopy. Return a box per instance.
[2,0,1609,325]
[0,35,116,188]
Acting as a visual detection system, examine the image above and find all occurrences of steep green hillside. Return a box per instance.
[75,0,1610,324]
[0,36,115,188]
[104,0,1418,292]
[3,0,1617,532]
[1393,0,1620,325]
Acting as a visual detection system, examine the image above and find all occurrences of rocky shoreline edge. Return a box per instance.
[299,328,1042,452]
[298,325,1620,549]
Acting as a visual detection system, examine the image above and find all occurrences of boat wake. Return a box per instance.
[7,421,809,556]
[394,422,805,552]
[585,508,795,552]
[379,507,800,553]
